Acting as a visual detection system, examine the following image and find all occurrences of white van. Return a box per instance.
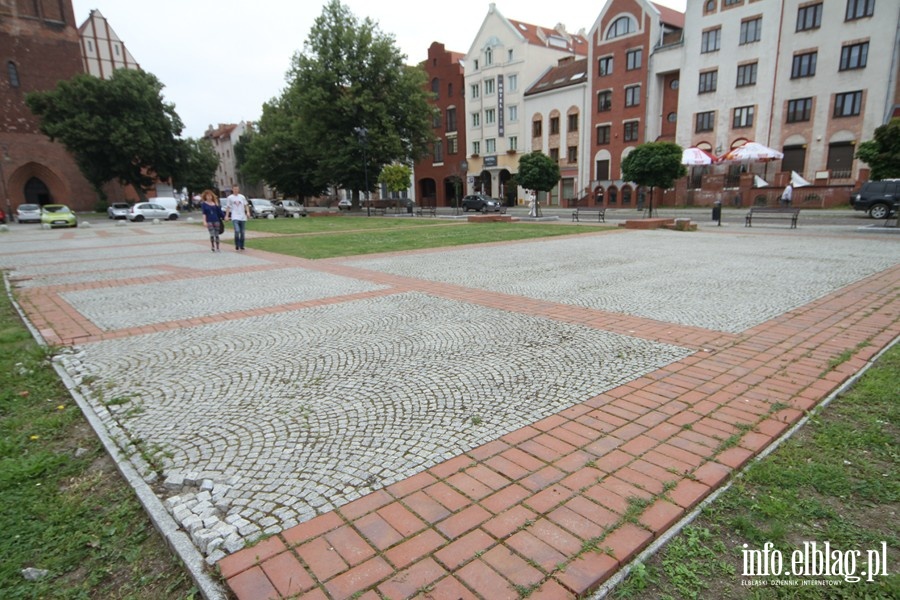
[152,197,179,212]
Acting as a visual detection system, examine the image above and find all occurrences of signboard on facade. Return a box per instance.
[484,155,498,168]
[497,74,505,138]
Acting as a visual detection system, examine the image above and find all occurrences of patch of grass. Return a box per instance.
[0,288,196,598]
[248,220,608,259]
[615,344,900,599]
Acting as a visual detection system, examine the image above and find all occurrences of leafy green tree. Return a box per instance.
[241,97,327,202]
[287,0,435,207]
[517,151,560,194]
[25,69,183,203]
[856,118,900,180]
[621,142,687,217]
[176,138,219,197]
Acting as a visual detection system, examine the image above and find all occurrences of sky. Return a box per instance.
[71,0,686,139]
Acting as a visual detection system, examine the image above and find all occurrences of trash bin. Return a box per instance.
[407,201,413,214]
[712,200,722,222]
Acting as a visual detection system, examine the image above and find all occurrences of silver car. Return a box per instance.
[127,202,179,222]
[248,198,275,218]
[274,199,307,218]
[107,202,130,219]
[16,203,42,223]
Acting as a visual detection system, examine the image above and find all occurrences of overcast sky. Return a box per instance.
[71,1,686,139]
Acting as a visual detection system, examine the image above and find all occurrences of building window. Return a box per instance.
[786,97,813,122]
[733,105,755,128]
[7,61,20,88]
[625,85,641,107]
[607,16,635,39]
[701,28,721,53]
[596,160,611,180]
[791,52,817,78]
[626,48,642,70]
[704,0,716,14]
[839,42,869,71]
[431,78,440,96]
[114,44,120,56]
[485,46,493,66]
[532,120,542,138]
[485,108,496,124]
[782,145,807,174]
[698,70,717,93]
[550,148,559,161]
[724,0,742,5]
[695,111,715,132]
[508,105,518,122]
[597,125,611,145]
[508,49,514,62]
[474,59,479,70]
[624,121,639,141]
[446,108,457,132]
[568,114,578,132]
[736,62,758,87]
[433,140,444,163]
[448,136,458,155]
[470,84,480,99]
[508,74,517,91]
[598,91,612,112]
[484,78,495,95]
[845,0,875,21]
[433,110,441,128]
[508,136,518,151]
[472,141,480,155]
[471,112,480,127]
[448,83,453,97]
[598,56,613,76]
[740,17,762,44]
[834,90,862,117]
[550,116,560,135]
[797,3,822,31]
[827,142,855,177]
[87,40,93,52]
[567,146,578,162]
[486,138,496,153]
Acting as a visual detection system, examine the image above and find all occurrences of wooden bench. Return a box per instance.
[416,205,437,217]
[571,206,606,223]
[745,207,800,229]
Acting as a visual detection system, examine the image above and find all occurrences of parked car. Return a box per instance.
[107,202,130,219]
[338,199,352,211]
[150,197,180,213]
[16,203,42,223]
[40,204,78,228]
[274,199,307,218]
[127,202,179,222]
[851,180,899,219]
[461,194,502,212]
[248,198,275,218]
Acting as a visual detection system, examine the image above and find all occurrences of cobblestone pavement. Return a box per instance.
[4,217,899,599]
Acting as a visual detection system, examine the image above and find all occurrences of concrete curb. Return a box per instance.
[3,273,227,600]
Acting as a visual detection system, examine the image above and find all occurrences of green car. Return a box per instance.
[41,204,78,228]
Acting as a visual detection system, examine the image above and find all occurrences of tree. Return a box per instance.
[176,138,219,198]
[286,0,435,208]
[26,69,184,203]
[856,118,900,180]
[621,142,687,217]
[517,151,560,194]
[378,163,412,211]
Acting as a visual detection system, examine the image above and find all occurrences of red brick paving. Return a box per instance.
[10,230,899,599]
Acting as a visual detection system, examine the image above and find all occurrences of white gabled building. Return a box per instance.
[78,9,139,79]
[464,3,588,205]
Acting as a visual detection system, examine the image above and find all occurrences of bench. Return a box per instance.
[745,207,800,229]
[416,205,437,217]
[571,206,606,223]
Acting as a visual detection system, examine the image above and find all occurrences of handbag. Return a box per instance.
[217,220,225,235]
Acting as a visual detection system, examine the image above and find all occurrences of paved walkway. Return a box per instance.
[2,217,898,599]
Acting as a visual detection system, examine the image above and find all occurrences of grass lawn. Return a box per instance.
[246,218,607,259]
[614,344,900,599]
[0,293,197,599]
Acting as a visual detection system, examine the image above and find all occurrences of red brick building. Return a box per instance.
[0,0,98,214]
[415,42,467,208]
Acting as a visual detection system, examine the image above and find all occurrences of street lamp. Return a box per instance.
[457,159,468,216]
[0,145,11,222]
[353,127,370,217]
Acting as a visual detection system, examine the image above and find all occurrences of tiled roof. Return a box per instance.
[652,2,685,28]
[524,57,588,96]
[507,18,588,56]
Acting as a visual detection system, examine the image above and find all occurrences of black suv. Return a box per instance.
[851,180,899,219]
[461,194,501,212]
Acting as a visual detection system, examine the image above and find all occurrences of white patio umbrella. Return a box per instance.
[682,147,717,165]
[720,142,784,162]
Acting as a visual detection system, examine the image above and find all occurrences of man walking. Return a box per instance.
[780,183,793,207]
[224,185,250,251]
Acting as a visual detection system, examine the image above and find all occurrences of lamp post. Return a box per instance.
[457,160,468,216]
[353,127,370,217]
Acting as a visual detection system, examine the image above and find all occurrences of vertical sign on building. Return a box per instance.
[497,75,505,137]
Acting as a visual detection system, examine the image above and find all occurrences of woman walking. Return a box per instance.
[200,189,224,252]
